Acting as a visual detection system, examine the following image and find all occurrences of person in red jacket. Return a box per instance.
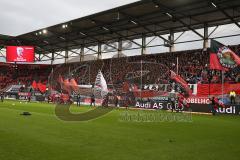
[210,96,225,115]
[178,93,190,112]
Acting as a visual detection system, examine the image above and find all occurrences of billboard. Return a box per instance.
[6,46,35,62]
[135,100,240,115]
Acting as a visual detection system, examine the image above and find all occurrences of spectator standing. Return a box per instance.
[0,92,4,102]
[229,91,236,104]
[169,92,176,112]
[115,95,120,108]
[76,94,81,107]
[90,94,95,107]
[210,97,216,116]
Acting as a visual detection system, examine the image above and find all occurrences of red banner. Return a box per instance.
[197,83,240,96]
[6,46,35,62]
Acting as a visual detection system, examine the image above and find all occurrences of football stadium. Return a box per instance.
[0,0,240,159]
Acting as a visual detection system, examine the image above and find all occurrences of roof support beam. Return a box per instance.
[117,39,123,58]
[208,25,219,38]
[80,46,84,62]
[54,52,65,58]
[65,50,69,64]
[97,43,102,59]
[169,31,175,52]
[51,52,54,65]
[203,24,209,50]
[174,31,185,42]
[146,36,157,46]
[177,19,204,38]
[68,49,81,57]
[85,46,98,53]
[141,35,147,55]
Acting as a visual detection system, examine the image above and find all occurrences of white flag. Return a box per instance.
[94,70,108,98]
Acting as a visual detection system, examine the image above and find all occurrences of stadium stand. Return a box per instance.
[0,63,51,90]
[53,47,240,86]
[1,45,240,92]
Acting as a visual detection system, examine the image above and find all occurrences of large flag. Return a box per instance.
[210,40,240,71]
[94,70,108,98]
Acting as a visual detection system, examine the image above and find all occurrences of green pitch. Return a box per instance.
[0,100,240,160]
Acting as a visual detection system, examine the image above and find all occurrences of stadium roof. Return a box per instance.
[1,0,240,55]
[0,34,12,45]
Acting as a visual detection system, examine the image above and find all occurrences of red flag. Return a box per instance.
[170,70,192,97]
[123,82,130,92]
[63,79,71,93]
[70,78,79,93]
[37,82,47,93]
[32,80,37,89]
[210,40,240,71]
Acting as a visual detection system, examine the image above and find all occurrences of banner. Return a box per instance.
[197,83,240,96]
[18,92,31,96]
[6,46,35,62]
[135,100,240,115]
[128,83,239,97]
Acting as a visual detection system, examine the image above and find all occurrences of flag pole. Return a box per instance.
[221,70,224,101]
[49,67,54,93]
[89,65,91,85]
[207,47,211,100]
[140,59,143,101]
[176,56,179,75]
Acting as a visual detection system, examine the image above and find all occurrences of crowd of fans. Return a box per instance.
[0,63,51,90]
[57,46,240,86]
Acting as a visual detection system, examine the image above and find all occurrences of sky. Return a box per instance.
[0,0,139,36]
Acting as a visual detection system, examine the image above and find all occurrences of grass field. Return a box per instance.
[0,100,240,160]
